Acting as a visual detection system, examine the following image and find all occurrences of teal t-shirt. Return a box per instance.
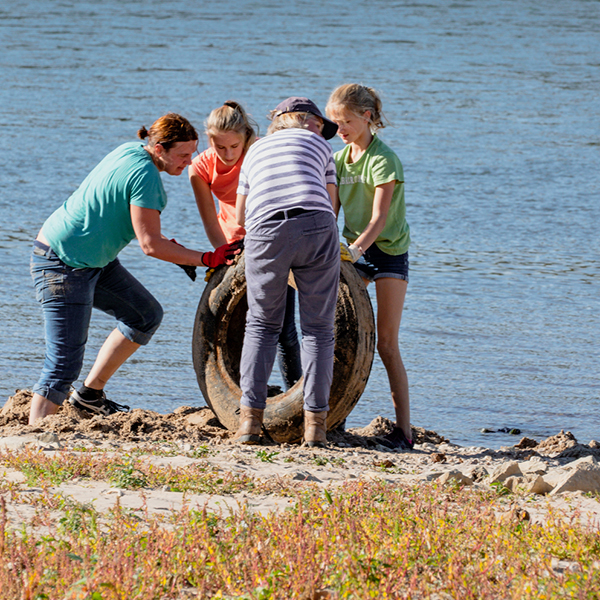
[335,135,410,255]
[43,142,167,268]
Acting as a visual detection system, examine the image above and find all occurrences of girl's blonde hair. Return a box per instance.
[266,111,323,135]
[326,84,387,132]
[205,101,257,151]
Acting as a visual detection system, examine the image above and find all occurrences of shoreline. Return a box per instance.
[1,389,599,523]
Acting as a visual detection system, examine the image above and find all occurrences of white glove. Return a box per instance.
[340,242,363,263]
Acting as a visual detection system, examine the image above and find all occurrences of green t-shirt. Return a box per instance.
[335,135,410,255]
[43,142,167,268]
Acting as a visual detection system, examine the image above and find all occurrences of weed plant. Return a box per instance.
[1,474,599,599]
[0,448,257,495]
[255,451,279,464]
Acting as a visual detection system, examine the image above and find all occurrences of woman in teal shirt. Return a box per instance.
[30,113,240,424]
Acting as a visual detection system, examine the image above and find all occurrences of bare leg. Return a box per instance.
[29,393,60,425]
[84,329,141,390]
[374,278,411,440]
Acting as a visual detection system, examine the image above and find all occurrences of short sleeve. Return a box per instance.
[237,164,250,196]
[129,164,167,212]
[371,152,404,187]
[325,153,336,185]
[334,147,347,186]
[190,150,213,184]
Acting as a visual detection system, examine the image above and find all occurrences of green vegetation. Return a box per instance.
[0,447,261,495]
[0,448,599,599]
[255,450,280,463]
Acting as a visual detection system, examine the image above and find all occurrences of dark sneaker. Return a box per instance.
[69,389,130,416]
[382,427,414,451]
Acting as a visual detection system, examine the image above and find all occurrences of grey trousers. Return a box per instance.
[240,209,340,412]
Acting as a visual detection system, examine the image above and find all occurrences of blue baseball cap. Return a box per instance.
[273,97,338,140]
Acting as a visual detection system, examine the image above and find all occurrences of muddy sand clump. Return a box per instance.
[1,389,446,448]
[528,429,600,459]
[1,389,227,445]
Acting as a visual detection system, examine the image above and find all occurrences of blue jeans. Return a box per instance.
[30,241,163,406]
[240,210,340,412]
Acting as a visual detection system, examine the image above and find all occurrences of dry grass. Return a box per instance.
[1,448,599,599]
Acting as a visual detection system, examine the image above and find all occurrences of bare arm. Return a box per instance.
[189,170,228,248]
[236,193,247,228]
[130,205,207,266]
[352,181,397,253]
[327,183,340,216]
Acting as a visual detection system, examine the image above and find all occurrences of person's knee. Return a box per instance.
[139,300,163,341]
[147,300,164,332]
[377,337,400,363]
[118,300,163,345]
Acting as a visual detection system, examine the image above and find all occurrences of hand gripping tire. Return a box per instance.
[192,253,375,443]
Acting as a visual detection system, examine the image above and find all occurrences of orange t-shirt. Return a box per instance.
[190,147,246,243]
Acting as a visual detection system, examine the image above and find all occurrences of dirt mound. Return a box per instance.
[0,389,31,424]
[329,416,449,449]
[514,437,538,449]
[352,415,393,437]
[534,430,600,459]
[1,390,450,449]
[0,390,228,444]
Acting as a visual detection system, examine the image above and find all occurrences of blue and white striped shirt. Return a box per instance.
[237,129,336,231]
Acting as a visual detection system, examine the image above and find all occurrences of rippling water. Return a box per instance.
[1,0,598,448]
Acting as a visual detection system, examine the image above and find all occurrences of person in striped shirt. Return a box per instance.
[234,97,340,447]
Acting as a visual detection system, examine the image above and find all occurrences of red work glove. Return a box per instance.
[201,239,244,268]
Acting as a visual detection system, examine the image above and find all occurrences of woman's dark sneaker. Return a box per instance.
[69,389,130,416]
[382,426,414,451]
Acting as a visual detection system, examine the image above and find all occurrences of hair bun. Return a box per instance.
[223,100,241,111]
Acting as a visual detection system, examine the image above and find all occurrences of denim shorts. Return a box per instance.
[30,241,163,405]
[353,244,409,283]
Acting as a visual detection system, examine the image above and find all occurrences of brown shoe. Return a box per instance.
[234,406,264,444]
[304,410,328,448]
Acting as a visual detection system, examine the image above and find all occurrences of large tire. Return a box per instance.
[192,253,375,443]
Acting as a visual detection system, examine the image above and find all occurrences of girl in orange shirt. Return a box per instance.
[189,102,302,389]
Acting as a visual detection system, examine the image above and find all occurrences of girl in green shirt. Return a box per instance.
[326,84,413,450]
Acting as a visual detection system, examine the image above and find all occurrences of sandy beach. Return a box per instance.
[2,390,600,597]
[3,389,600,529]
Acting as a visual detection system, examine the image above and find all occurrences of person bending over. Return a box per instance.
[29,113,240,424]
[234,97,339,447]
[189,101,302,390]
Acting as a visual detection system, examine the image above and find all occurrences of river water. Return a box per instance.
[1,0,598,448]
